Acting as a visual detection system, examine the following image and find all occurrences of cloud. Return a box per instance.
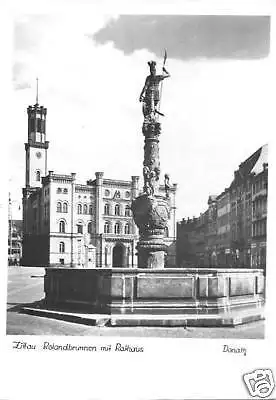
[13,15,52,51]
[92,15,270,61]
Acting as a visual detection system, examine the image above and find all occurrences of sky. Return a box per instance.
[9,12,272,221]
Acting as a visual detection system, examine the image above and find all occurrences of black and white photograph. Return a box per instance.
[1,2,275,399]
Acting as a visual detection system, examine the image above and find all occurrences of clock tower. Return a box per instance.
[25,99,49,188]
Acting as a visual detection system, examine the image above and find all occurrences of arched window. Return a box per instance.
[59,220,65,233]
[59,242,65,253]
[124,224,130,234]
[87,222,93,234]
[89,205,93,214]
[115,204,120,216]
[36,170,41,182]
[57,202,62,213]
[114,222,120,234]
[63,202,68,213]
[104,203,110,215]
[77,204,82,214]
[104,221,110,234]
[83,204,88,214]
[77,223,83,234]
[164,226,169,237]
[125,205,131,217]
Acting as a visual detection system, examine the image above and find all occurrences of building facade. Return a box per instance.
[216,189,231,266]
[8,219,23,265]
[250,146,268,271]
[176,145,268,269]
[22,100,177,268]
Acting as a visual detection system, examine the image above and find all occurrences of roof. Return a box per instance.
[251,144,268,175]
[230,145,267,186]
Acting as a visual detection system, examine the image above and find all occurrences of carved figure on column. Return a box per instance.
[139,60,170,123]
[164,174,170,198]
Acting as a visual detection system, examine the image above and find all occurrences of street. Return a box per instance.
[6,266,265,338]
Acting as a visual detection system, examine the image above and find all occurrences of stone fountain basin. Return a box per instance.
[44,267,264,325]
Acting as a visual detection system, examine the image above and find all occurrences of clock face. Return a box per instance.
[36,151,42,159]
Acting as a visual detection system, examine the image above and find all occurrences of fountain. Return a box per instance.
[43,58,265,327]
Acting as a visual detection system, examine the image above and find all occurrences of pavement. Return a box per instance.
[6,266,265,338]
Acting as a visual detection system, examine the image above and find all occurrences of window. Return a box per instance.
[37,118,41,132]
[104,222,110,234]
[105,189,110,197]
[63,202,68,213]
[77,224,83,234]
[83,204,88,214]
[115,204,120,216]
[114,222,120,234]
[57,202,62,212]
[114,190,121,199]
[59,258,65,265]
[59,220,65,233]
[77,204,82,214]
[63,188,68,194]
[89,205,93,214]
[124,224,130,234]
[125,205,131,217]
[164,227,169,237]
[57,188,62,194]
[104,203,110,215]
[36,170,41,181]
[125,191,130,198]
[59,242,65,253]
[41,119,45,133]
[87,222,92,234]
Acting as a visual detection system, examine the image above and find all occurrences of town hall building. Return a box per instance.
[22,99,177,268]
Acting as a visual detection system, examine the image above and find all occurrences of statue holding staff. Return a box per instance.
[139,53,170,122]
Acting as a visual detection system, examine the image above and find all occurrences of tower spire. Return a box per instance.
[36,77,39,105]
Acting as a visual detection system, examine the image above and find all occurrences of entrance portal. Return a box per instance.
[112,244,124,267]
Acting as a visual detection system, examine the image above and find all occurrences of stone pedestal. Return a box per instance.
[132,194,170,269]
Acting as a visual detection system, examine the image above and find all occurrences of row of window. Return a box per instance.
[58,220,94,234]
[57,202,94,214]
[104,203,131,217]
[77,204,93,214]
[57,202,68,213]
[58,220,132,235]
[55,201,133,216]
[57,188,68,194]
[253,178,267,195]
[252,220,267,237]
[30,118,45,133]
[104,222,131,235]
[104,189,130,199]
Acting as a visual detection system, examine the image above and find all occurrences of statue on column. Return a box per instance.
[164,174,170,198]
[143,165,160,196]
[139,59,170,123]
